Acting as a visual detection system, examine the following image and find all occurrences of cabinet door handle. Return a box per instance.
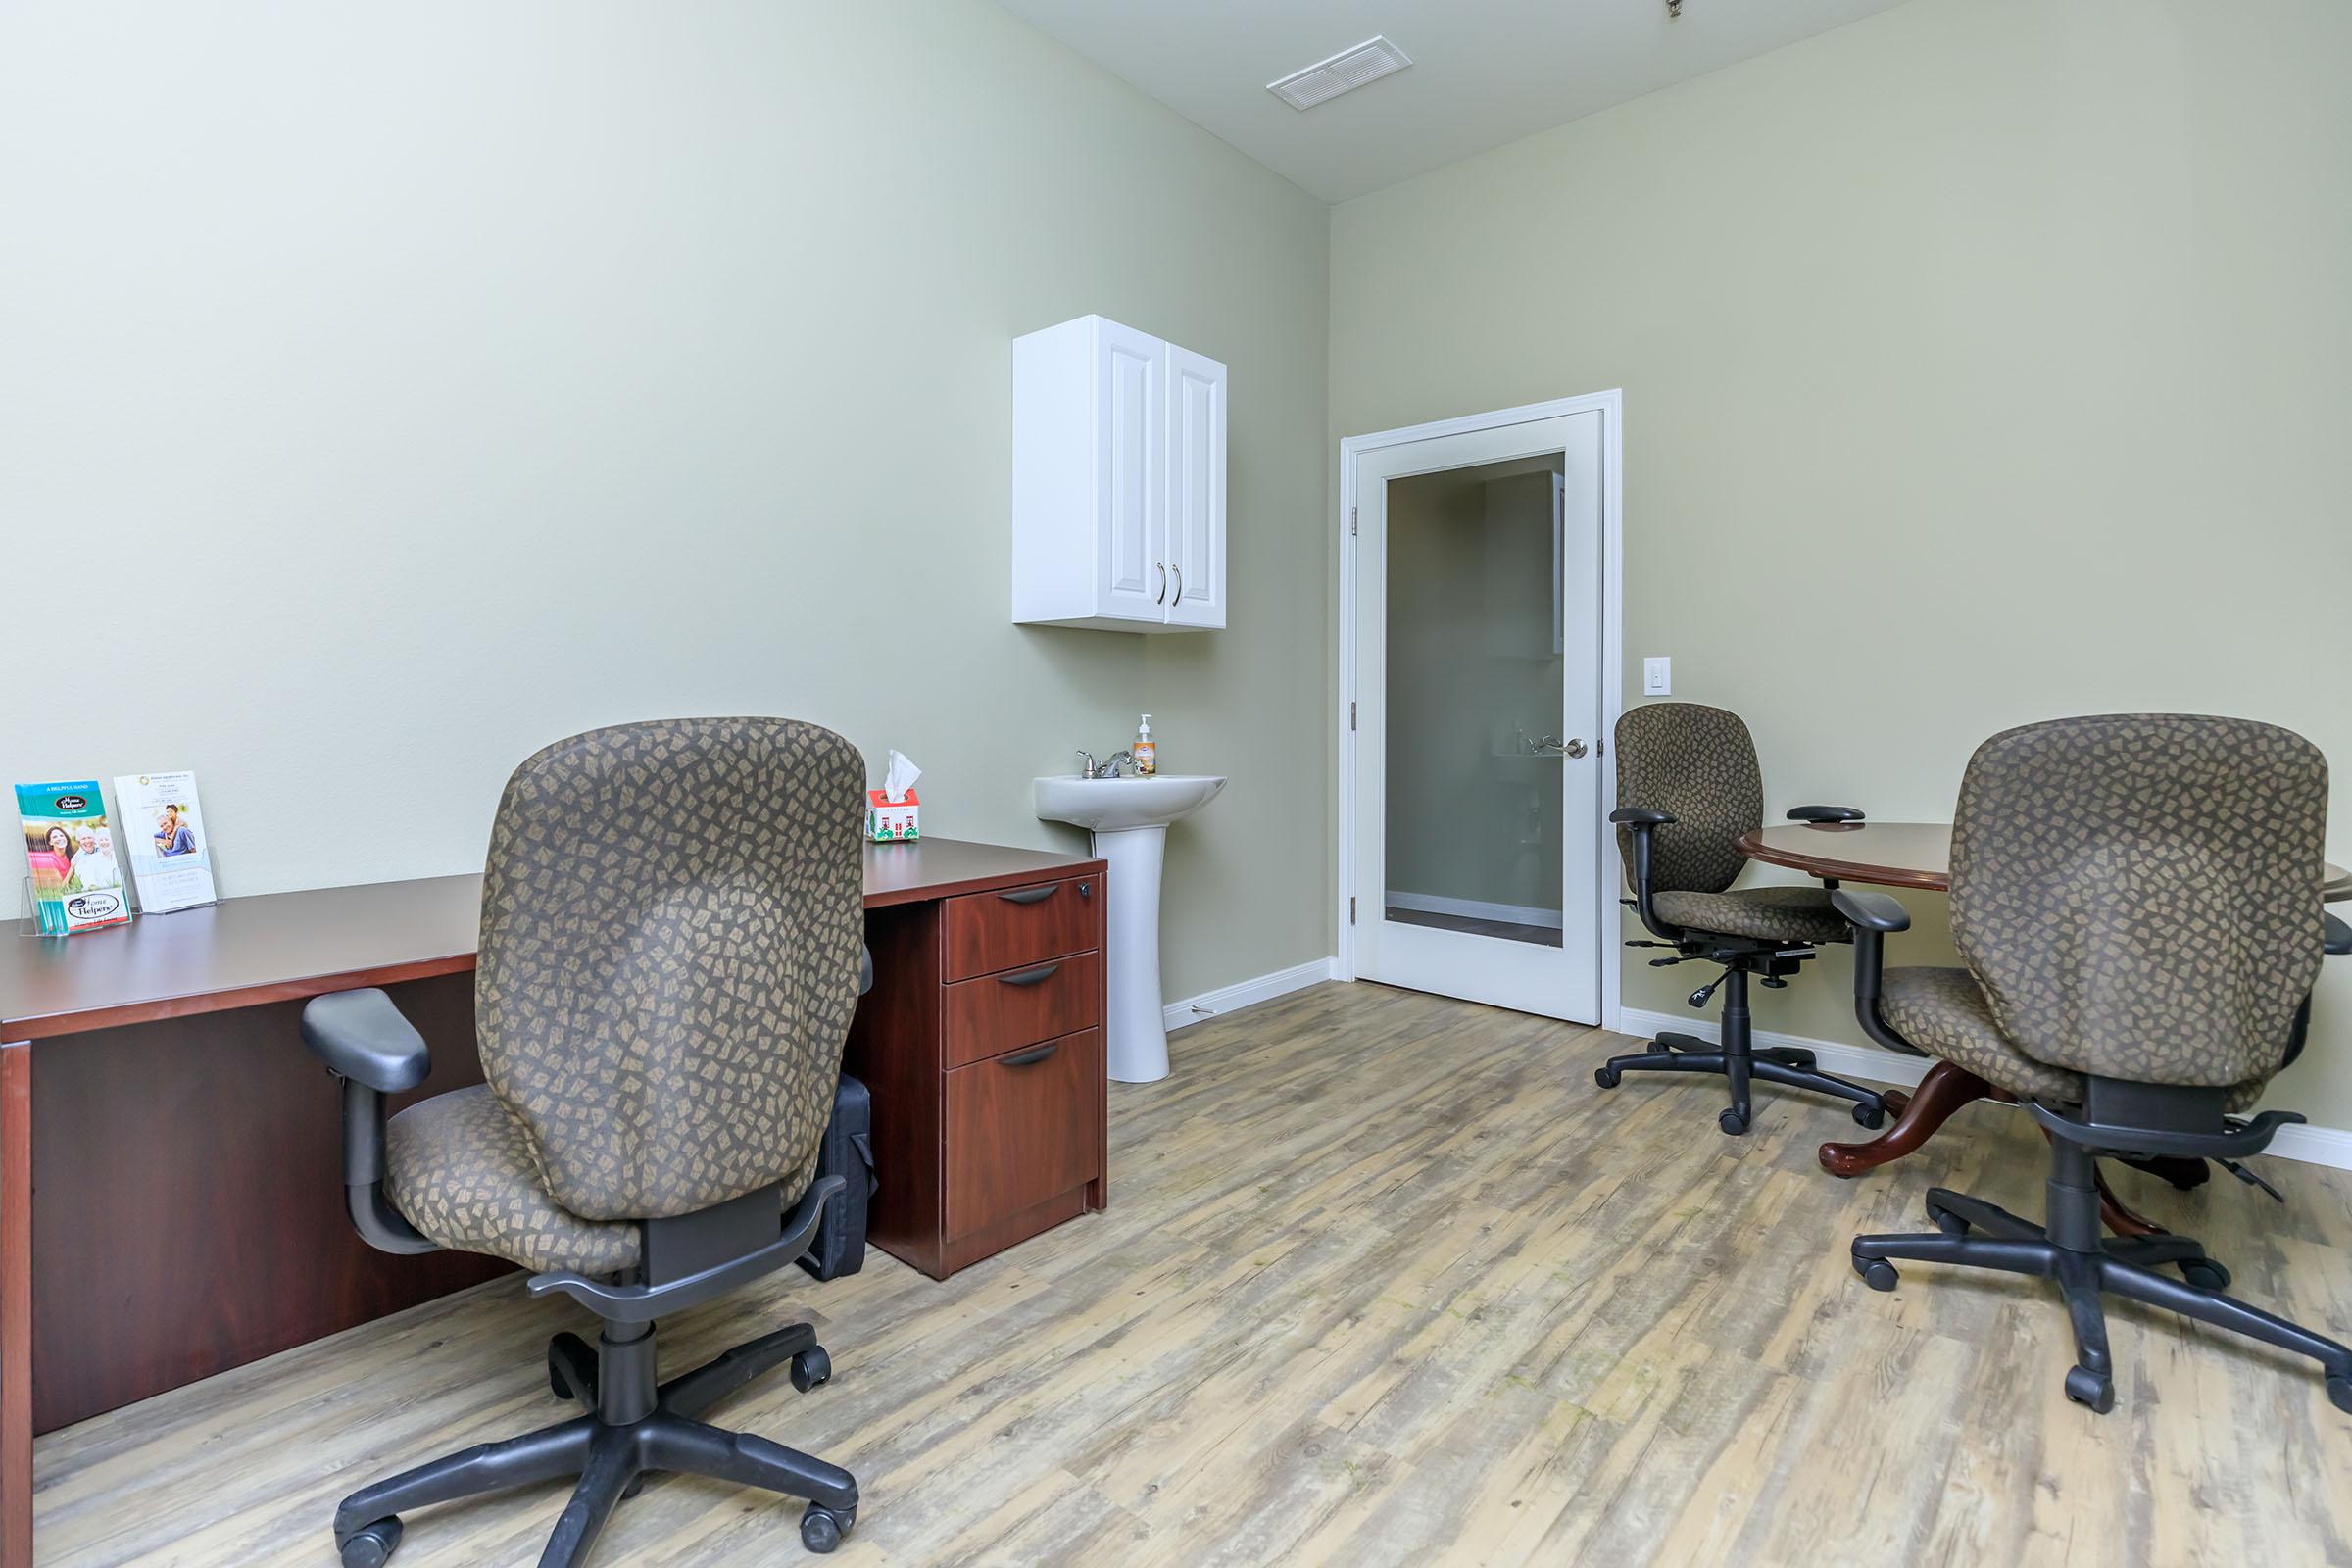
[1171,564,1183,606]
[998,885,1056,906]
[1000,1042,1060,1067]
[1155,562,1167,604]
[997,961,1061,988]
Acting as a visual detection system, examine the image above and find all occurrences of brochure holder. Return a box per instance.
[15,854,214,936]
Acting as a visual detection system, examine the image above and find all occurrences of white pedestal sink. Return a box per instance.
[1034,773,1226,1083]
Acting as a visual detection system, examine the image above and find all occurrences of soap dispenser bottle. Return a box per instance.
[1133,714,1156,776]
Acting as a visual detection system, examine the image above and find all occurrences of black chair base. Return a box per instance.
[332,1321,858,1566]
[1595,964,1891,1137]
[1852,1144,2352,1416]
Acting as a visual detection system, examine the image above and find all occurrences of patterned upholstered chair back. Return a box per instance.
[1614,703,1764,895]
[475,717,867,1221]
[1949,714,2328,1089]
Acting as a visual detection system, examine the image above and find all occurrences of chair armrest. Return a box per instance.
[1833,889,1912,934]
[1608,807,1680,941]
[1833,889,1925,1055]
[302,987,430,1093]
[2326,910,2351,956]
[1788,805,1865,824]
[301,989,439,1256]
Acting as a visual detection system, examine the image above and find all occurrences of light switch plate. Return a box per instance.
[1643,657,1672,696]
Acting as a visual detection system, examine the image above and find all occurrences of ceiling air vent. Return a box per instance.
[1267,36,1412,112]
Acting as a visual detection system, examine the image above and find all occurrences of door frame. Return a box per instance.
[1334,390,1626,1031]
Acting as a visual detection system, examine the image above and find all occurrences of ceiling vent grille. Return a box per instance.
[1267,36,1412,111]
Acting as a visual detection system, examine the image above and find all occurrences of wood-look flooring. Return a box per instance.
[32,982,2352,1566]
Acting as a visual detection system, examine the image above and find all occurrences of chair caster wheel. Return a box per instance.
[790,1346,832,1394]
[548,1331,594,1401]
[1852,1102,1886,1130]
[801,1503,856,1553]
[2180,1257,2230,1292]
[338,1517,403,1568]
[1718,1108,1749,1137]
[1853,1256,1898,1292]
[1926,1202,1969,1238]
[2065,1366,2115,1413]
[1594,1066,1621,1090]
[2328,1374,2352,1415]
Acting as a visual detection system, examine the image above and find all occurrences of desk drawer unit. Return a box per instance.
[845,870,1107,1278]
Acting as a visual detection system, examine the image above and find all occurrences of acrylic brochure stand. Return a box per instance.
[17,850,219,937]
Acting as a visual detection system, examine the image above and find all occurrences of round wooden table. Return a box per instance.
[1733,820,2350,1205]
[1738,820,2352,901]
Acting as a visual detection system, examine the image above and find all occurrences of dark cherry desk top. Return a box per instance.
[1740,820,2352,902]
[0,837,1102,1042]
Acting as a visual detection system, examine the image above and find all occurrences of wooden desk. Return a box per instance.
[0,838,1103,1567]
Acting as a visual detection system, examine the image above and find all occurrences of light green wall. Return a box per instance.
[0,1,1331,1003]
[1331,0,2352,1121]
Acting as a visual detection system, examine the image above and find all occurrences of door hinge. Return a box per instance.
[1349,701,1357,731]
[1350,506,1358,536]
[1349,897,1357,924]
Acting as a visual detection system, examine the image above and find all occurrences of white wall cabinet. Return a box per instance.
[1012,315,1227,631]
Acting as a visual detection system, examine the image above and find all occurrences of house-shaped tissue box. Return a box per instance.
[866,788,919,842]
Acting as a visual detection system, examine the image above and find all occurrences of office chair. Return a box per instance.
[302,717,870,1565]
[1842,713,2352,1414]
[1596,702,1892,1135]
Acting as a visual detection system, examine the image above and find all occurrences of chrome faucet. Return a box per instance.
[1076,749,1135,780]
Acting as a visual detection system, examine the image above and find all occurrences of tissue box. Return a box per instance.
[866,788,919,842]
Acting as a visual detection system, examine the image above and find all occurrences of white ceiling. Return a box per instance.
[995,0,1918,203]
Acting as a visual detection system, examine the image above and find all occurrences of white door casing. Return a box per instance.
[1339,393,1624,1027]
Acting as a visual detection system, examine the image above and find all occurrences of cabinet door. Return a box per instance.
[1094,320,1167,620]
[1162,345,1226,627]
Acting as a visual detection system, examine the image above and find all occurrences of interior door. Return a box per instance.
[1095,319,1166,619]
[1351,411,1606,1021]
[1162,345,1226,626]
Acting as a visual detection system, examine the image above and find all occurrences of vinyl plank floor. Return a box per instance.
[32,981,2352,1566]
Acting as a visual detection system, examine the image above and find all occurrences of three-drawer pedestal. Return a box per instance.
[846,869,1108,1277]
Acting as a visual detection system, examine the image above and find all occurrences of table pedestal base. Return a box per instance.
[1816,1059,2200,1238]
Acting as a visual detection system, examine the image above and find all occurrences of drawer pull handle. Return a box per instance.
[998,962,1061,988]
[998,885,1056,906]
[1000,1043,1060,1067]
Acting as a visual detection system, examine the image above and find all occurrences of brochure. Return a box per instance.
[114,771,219,914]
[15,780,132,936]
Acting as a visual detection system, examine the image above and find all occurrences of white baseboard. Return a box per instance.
[1165,957,1339,1031]
[1384,891,1565,931]
[1618,1007,2352,1171]
[2267,1121,2352,1169]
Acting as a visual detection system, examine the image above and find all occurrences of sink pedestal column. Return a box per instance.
[1091,824,1171,1083]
